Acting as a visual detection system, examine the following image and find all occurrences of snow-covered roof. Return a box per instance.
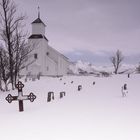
[32,18,46,26]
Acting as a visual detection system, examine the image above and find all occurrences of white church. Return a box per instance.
[22,9,70,76]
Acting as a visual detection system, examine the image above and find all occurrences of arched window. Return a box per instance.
[34,53,38,59]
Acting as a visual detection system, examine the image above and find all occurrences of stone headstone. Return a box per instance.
[60,91,66,98]
[78,85,82,91]
[71,81,74,84]
[32,76,36,81]
[47,92,54,102]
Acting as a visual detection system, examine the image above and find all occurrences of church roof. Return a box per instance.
[32,18,46,26]
[28,34,48,41]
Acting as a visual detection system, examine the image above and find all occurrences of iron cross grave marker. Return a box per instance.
[5,81,36,112]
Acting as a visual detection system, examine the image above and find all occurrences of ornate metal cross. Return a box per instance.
[5,81,36,112]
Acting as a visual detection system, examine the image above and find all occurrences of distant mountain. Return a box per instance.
[65,50,140,66]
[68,60,137,75]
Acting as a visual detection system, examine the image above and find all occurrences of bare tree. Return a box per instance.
[0,0,34,89]
[0,47,10,91]
[0,45,5,91]
[12,22,35,85]
[136,62,140,74]
[0,0,24,89]
[110,50,124,74]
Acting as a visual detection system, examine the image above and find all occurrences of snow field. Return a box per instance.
[0,74,140,140]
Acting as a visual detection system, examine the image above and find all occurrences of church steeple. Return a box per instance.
[31,7,46,36]
[32,6,46,26]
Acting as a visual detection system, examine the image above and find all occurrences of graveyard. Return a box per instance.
[0,74,140,140]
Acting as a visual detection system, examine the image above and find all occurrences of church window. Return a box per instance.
[46,66,49,71]
[46,52,49,56]
[34,53,38,59]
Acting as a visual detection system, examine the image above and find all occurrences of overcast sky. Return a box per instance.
[14,0,140,64]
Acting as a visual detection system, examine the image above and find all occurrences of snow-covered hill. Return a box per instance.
[69,60,137,75]
[0,74,140,140]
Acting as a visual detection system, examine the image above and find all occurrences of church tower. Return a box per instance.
[27,6,49,76]
[29,6,48,41]
[22,7,69,77]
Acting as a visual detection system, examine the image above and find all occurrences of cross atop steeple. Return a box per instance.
[38,6,40,18]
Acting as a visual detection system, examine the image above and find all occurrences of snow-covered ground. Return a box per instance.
[0,74,140,140]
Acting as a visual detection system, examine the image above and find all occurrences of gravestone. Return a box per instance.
[78,85,82,91]
[93,81,95,85]
[60,91,66,99]
[32,75,36,81]
[37,72,41,80]
[47,92,54,102]
[5,81,36,112]
[121,83,128,97]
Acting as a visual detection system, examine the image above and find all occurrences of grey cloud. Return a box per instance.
[14,0,140,63]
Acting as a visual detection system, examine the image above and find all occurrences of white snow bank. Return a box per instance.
[0,74,140,140]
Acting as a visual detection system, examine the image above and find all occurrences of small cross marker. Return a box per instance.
[5,81,36,112]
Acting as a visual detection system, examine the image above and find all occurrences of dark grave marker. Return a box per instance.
[60,91,66,98]
[25,78,27,82]
[32,77,36,81]
[5,81,36,112]
[78,85,82,91]
[37,75,40,80]
[47,92,54,102]
[128,74,130,78]
[93,81,95,85]
[37,72,41,80]
[121,83,128,97]
[64,83,66,85]
[71,81,74,84]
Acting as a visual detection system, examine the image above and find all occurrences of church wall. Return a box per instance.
[58,56,69,75]
[41,38,49,75]
[46,46,70,76]
[45,45,70,76]
[26,39,47,75]
[45,56,57,75]
[21,38,70,76]
[47,46,59,63]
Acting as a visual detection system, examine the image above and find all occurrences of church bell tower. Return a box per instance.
[29,6,48,41]
[21,6,69,76]
[32,6,46,35]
